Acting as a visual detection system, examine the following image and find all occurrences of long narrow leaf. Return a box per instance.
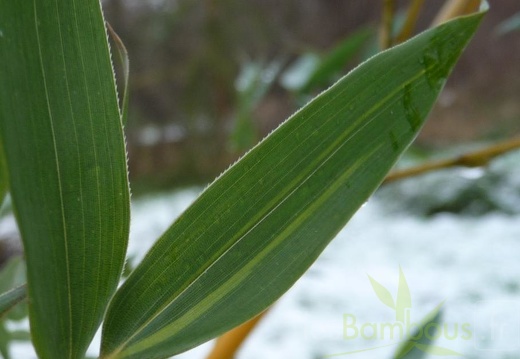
[393,304,449,359]
[0,1,130,358]
[495,12,520,35]
[101,5,486,359]
[0,256,26,319]
[0,285,26,319]
[0,256,26,359]
[0,140,8,206]
[300,27,373,93]
[107,23,130,126]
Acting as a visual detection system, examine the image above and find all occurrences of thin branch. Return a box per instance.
[395,0,425,44]
[384,137,520,184]
[205,311,267,359]
[380,0,397,49]
[431,0,481,26]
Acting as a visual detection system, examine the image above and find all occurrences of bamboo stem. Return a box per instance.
[395,0,425,44]
[431,0,481,26]
[205,311,267,359]
[380,0,397,49]
[384,137,520,184]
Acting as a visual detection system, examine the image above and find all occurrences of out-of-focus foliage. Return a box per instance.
[280,27,373,94]
[495,12,520,35]
[0,257,28,359]
[0,143,7,207]
[103,0,520,189]
[229,60,282,152]
[104,1,383,186]
[393,305,447,359]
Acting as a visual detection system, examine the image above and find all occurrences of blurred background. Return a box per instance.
[100,0,520,190]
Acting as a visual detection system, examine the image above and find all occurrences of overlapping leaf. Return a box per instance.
[393,304,453,359]
[300,27,373,93]
[0,257,26,319]
[0,141,8,206]
[281,27,372,94]
[0,286,26,320]
[101,5,486,359]
[0,1,130,358]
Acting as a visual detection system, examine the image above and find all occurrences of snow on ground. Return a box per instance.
[7,152,520,358]
[126,178,520,359]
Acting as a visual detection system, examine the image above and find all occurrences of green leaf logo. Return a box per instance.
[368,266,411,322]
[367,269,464,358]
[329,268,473,358]
[368,275,396,310]
[396,266,412,322]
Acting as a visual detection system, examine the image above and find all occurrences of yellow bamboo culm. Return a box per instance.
[205,312,267,359]
[380,0,396,49]
[431,0,481,26]
[395,0,425,44]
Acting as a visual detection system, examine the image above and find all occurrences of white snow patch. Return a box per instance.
[8,186,520,358]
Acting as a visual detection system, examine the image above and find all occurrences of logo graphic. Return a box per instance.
[327,267,472,358]
[473,300,520,351]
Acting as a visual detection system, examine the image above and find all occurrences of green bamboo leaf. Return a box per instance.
[495,12,520,35]
[9,329,32,342]
[0,140,8,207]
[368,275,396,309]
[0,1,130,358]
[0,285,26,319]
[0,257,27,322]
[396,266,412,321]
[0,256,26,319]
[107,22,130,126]
[0,257,24,293]
[300,26,373,93]
[414,344,463,356]
[280,53,321,91]
[0,322,11,359]
[0,265,26,359]
[230,61,282,152]
[101,5,486,359]
[393,303,450,359]
[281,27,371,95]
[395,341,415,359]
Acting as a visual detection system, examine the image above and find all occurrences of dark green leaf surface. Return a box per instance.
[0,1,130,358]
[0,322,11,359]
[0,140,8,206]
[0,256,26,320]
[393,305,446,359]
[101,7,486,359]
[0,257,27,359]
[0,285,26,319]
